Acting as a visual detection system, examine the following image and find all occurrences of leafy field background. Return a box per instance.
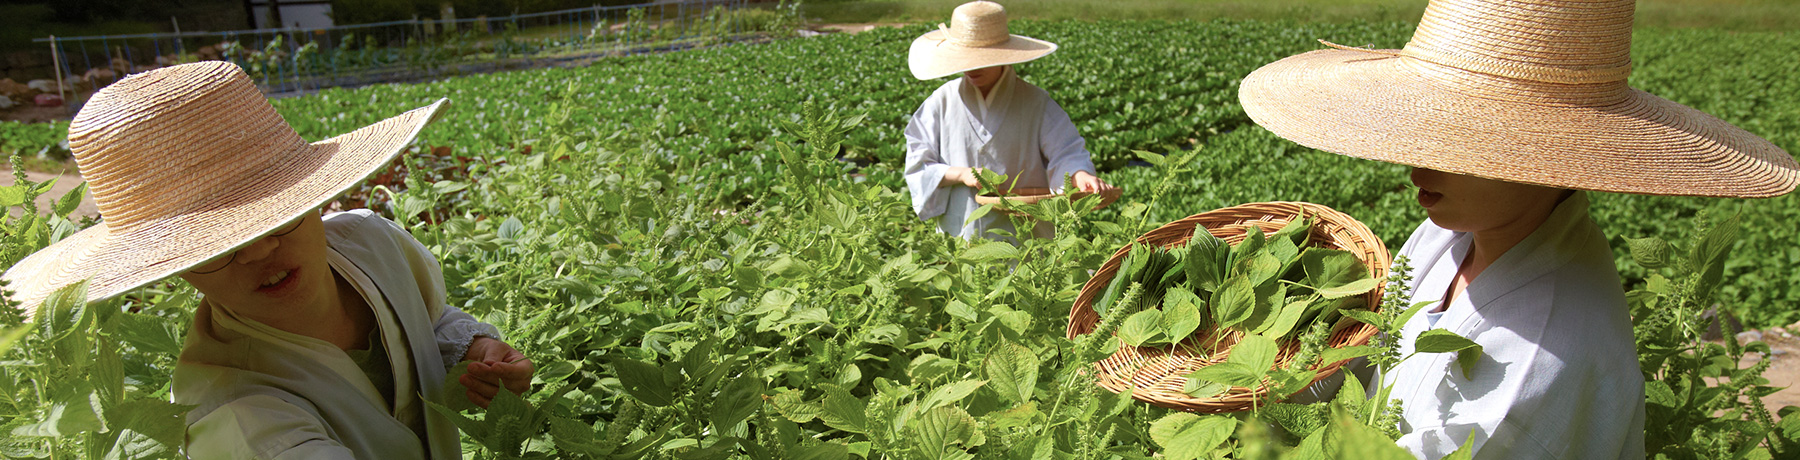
[2,15,1799,460]
[266,21,1800,328]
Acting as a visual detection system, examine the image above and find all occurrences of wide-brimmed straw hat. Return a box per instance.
[908,1,1057,80]
[1239,0,1799,198]
[1,61,446,316]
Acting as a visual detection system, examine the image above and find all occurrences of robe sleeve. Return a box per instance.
[434,305,501,371]
[905,92,953,220]
[1039,98,1097,192]
[371,212,503,370]
[1393,309,1641,459]
[185,395,358,460]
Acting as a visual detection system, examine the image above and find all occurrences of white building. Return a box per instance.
[246,0,335,30]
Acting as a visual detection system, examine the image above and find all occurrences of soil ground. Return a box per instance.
[0,165,98,219]
[815,23,909,34]
[0,104,75,123]
[1734,329,1800,413]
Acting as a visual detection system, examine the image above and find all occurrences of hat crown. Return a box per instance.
[946,1,1011,47]
[69,61,307,233]
[1403,0,1636,85]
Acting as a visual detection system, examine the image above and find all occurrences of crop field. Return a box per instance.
[3,17,1799,460]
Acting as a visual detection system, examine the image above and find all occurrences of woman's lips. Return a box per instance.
[255,266,301,295]
[1417,189,1443,208]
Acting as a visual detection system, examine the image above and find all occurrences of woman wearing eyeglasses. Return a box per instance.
[0,62,532,459]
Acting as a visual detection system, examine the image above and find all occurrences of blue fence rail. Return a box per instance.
[32,0,785,107]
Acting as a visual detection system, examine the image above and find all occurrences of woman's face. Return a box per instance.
[963,66,1007,90]
[179,212,335,317]
[1409,167,1569,235]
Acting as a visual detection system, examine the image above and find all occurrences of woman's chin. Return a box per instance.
[1422,208,1468,231]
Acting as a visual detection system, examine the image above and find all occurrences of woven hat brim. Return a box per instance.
[908,30,1057,80]
[1240,49,1800,198]
[1,99,447,316]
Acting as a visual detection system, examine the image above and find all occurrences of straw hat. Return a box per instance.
[1,61,446,316]
[1239,0,1799,198]
[908,1,1057,80]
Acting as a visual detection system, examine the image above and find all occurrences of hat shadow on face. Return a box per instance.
[130,141,342,278]
[0,60,447,316]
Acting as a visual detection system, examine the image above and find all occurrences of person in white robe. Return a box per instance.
[1237,0,1800,457]
[0,62,536,459]
[1378,184,1643,458]
[902,1,1114,241]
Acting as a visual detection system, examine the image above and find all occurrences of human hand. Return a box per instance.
[943,167,984,188]
[459,337,534,408]
[1073,170,1114,193]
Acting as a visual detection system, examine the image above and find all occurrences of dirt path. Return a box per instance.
[815,23,910,34]
[1736,327,1800,413]
[0,166,97,219]
[0,104,74,123]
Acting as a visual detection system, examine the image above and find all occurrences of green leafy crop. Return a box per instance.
[2,16,1797,460]
[1098,215,1379,353]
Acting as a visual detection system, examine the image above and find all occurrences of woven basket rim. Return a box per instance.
[1064,201,1392,412]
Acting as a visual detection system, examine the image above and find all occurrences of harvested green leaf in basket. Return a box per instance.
[1095,215,1378,346]
[1066,201,1391,413]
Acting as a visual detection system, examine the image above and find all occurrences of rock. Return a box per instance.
[33,93,62,107]
[82,68,118,83]
[1774,348,1790,356]
[197,45,222,61]
[1737,330,1764,344]
[0,95,14,109]
[0,78,34,100]
[27,79,55,93]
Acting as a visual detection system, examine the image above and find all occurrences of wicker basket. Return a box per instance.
[1064,201,1391,412]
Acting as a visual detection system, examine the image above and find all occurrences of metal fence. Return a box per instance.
[31,0,785,108]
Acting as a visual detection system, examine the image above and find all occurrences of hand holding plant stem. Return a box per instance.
[1072,170,1115,193]
[940,166,984,188]
[459,336,534,408]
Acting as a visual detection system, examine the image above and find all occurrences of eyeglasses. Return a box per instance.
[187,219,305,275]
